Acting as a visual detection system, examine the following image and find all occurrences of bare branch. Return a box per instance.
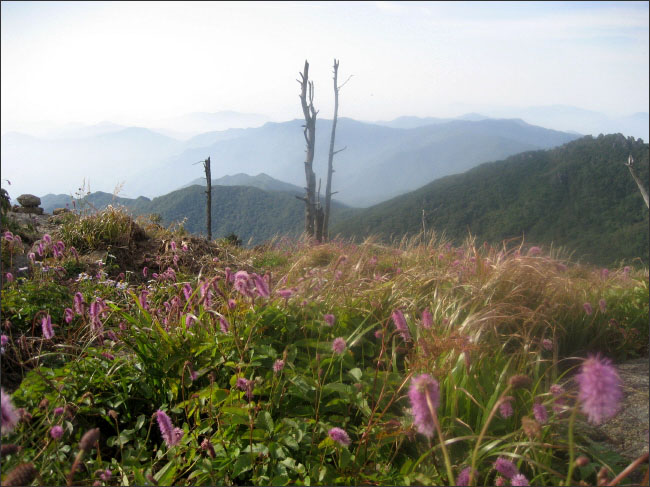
[333,146,347,155]
[338,74,354,90]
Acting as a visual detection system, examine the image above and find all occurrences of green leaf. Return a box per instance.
[348,367,362,381]
[154,461,177,486]
[232,454,254,478]
[256,411,274,433]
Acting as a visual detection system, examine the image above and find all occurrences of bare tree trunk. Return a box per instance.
[315,178,324,242]
[323,59,350,241]
[297,60,318,238]
[204,157,212,239]
[625,155,649,209]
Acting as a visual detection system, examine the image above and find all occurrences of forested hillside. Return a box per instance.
[332,134,649,266]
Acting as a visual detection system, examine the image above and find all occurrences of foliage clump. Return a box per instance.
[1,220,648,486]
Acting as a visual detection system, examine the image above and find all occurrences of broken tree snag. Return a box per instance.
[323,59,350,242]
[298,60,318,238]
[625,154,649,209]
[204,157,212,240]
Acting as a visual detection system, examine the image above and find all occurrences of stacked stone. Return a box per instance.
[14,194,44,215]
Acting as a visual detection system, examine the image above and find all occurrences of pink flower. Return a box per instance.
[182,244,188,252]
[0,335,8,346]
[28,252,35,263]
[54,407,64,415]
[43,234,52,245]
[576,355,622,425]
[273,359,285,373]
[511,473,529,486]
[138,291,149,311]
[527,246,541,256]
[601,268,609,279]
[408,374,440,438]
[499,399,514,419]
[219,317,229,333]
[550,384,564,396]
[73,292,85,314]
[328,427,351,446]
[533,403,548,424]
[42,315,55,339]
[421,309,433,329]
[623,266,631,278]
[374,329,383,340]
[5,272,14,283]
[142,266,148,277]
[599,299,607,313]
[182,283,192,301]
[542,339,553,351]
[228,299,236,309]
[493,457,518,479]
[185,315,195,329]
[100,469,112,482]
[1,388,19,435]
[456,467,477,486]
[324,314,335,326]
[252,273,270,298]
[391,309,411,342]
[276,288,294,302]
[50,425,64,439]
[495,476,507,486]
[156,410,182,447]
[236,377,249,391]
[3,231,13,241]
[64,308,74,324]
[583,302,593,315]
[332,337,346,354]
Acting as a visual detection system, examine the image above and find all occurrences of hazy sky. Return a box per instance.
[1,1,648,131]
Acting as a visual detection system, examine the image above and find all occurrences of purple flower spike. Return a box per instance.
[533,403,548,424]
[421,309,433,329]
[499,399,513,419]
[391,309,411,341]
[328,427,351,446]
[511,473,529,486]
[42,315,55,339]
[50,425,64,439]
[493,457,518,479]
[219,317,229,333]
[332,337,346,354]
[183,283,192,301]
[253,273,270,298]
[408,374,440,438]
[64,308,74,324]
[576,355,622,425]
[1,387,19,434]
[583,302,593,315]
[273,359,285,373]
[156,409,181,447]
[456,467,478,486]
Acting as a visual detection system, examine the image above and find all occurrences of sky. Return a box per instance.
[1,0,648,133]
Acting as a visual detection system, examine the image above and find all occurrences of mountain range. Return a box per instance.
[1,113,586,207]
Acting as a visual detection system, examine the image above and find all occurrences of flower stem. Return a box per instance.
[426,394,455,486]
[469,385,511,486]
[564,405,578,486]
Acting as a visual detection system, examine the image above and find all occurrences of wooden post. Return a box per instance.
[204,157,212,240]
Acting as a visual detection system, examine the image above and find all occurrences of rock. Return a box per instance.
[13,206,44,215]
[17,194,41,207]
[53,208,70,215]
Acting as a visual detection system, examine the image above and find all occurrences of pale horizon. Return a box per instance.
[2,1,648,133]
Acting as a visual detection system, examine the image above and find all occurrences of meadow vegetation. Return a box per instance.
[1,205,648,486]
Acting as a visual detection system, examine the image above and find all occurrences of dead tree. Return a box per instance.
[322,60,352,241]
[194,157,212,239]
[625,154,649,209]
[296,60,319,238]
[204,157,212,239]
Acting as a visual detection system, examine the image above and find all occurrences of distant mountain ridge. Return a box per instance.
[6,108,645,206]
[332,134,649,266]
[180,173,305,195]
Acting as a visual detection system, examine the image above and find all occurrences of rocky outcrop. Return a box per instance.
[14,194,45,215]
